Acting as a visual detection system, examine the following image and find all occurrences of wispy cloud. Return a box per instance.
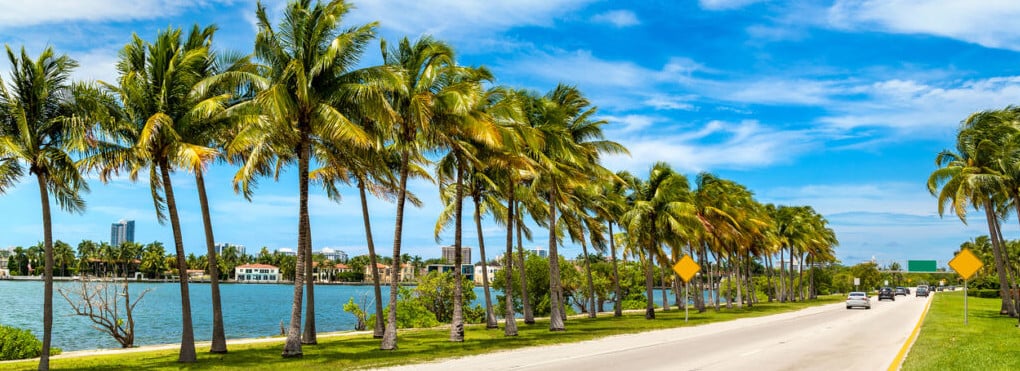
[828,0,1020,51]
[0,0,229,28]
[591,10,640,27]
[604,119,816,173]
[699,0,769,11]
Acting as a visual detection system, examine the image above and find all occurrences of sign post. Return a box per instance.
[948,249,983,326]
[854,277,860,291]
[673,255,701,323]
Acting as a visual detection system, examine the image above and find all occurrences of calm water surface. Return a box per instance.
[0,280,688,351]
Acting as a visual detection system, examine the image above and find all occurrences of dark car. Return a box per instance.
[878,287,896,301]
[916,286,930,297]
[895,287,907,296]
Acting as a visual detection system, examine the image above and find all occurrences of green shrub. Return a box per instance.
[0,325,60,361]
[966,289,1001,298]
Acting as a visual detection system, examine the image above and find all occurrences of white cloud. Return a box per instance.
[591,10,640,28]
[600,114,661,132]
[347,0,594,40]
[828,0,1020,51]
[699,0,769,11]
[0,0,229,28]
[761,182,937,216]
[603,119,816,173]
[819,76,1020,134]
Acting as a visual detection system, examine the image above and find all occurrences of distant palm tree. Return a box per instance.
[0,45,96,370]
[234,0,389,356]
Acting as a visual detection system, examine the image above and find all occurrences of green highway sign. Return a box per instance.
[908,260,937,272]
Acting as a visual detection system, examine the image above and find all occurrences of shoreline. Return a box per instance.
[0,275,415,286]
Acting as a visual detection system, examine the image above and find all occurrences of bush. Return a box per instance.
[0,325,60,361]
[967,289,1001,298]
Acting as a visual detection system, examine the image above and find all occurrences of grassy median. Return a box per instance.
[902,291,1020,370]
[1,296,841,371]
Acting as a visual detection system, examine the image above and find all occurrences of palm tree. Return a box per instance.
[928,110,1018,316]
[527,84,627,329]
[0,45,93,370]
[84,25,225,363]
[232,0,388,356]
[379,35,457,350]
[598,171,634,316]
[621,162,699,319]
[54,241,76,277]
[432,76,505,339]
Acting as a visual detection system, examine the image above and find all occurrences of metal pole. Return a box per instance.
[685,281,689,323]
[964,278,968,326]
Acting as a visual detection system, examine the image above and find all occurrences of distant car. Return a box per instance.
[878,287,896,301]
[916,286,930,297]
[846,291,871,309]
[936,286,944,292]
[948,286,956,291]
[895,287,907,296]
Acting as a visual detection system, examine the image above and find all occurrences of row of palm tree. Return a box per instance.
[0,0,839,368]
[929,106,1020,319]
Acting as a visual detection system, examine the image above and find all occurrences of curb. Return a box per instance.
[887,295,933,371]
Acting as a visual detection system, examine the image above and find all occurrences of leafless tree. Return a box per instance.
[58,279,151,348]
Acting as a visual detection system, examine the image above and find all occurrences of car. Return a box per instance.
[878,287,896,301]
[948,286,956,291]
[936,286,945,292]
[895,287,907,296]
[846,291,871,309]
[905,287,911,294]
[916,286,930,297]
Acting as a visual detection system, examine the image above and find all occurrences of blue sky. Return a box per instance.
[1,0,1017,268]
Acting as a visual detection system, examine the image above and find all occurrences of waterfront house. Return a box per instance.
[235,263,280,283]
[364,263,392,283]
[312,261,351,282]
[473,264,501,284]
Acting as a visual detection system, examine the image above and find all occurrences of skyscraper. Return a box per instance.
[441,245,472,265]
[111,219,135,246]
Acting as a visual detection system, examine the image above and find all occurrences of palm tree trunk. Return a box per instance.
[381,152,410,350]
[660,257,669,311]
[735,254,744,309]
[778,249,785,302]
[358,179,385,339]
[516,200,534,324]
[503,192,518,336]
[451,164,466,342]
[472,193,498,329]
[644,246,656,319]
[797,252,806,302]
[302,212,316,344]
[160,162,197,362]
[195,171,227,354]
[993,211,1020,318]
[36,173,54,371]
[548,191,566,331]
[765,254,774,302]
[984,202,1015,316]
[580,237,596,318]
[609,222,622,317]
[282,143,309,357]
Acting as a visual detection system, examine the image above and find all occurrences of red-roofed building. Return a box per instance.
[235,263,280,283]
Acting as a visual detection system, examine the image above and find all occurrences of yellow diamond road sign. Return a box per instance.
[949,249,984,280]
[673,255,701,283]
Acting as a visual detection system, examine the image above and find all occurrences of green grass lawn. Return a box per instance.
[1,297,841,371]
[902,291,1020,370]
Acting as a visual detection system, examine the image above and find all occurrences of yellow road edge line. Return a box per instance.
[888,295,934,371]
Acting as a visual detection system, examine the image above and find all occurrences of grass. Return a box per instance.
[1,296,842,371]
[902,291,1020,370]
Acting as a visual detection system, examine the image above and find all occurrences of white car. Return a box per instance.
[846,291,871,309]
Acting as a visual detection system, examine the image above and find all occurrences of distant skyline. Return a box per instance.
[2,1,1019,267]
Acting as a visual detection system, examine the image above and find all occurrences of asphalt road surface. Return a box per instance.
[380,292,931,371]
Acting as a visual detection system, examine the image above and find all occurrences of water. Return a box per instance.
[0,280,693,351]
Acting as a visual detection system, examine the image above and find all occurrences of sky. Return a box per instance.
[1,0,1018,268]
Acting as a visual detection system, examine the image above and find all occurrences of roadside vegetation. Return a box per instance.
[0,295,841,371]
[902,291,1020,370]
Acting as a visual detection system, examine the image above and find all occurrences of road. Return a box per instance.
[380,292,931,371]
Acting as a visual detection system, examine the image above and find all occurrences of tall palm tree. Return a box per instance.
[0,45,93,370]
[928,110,1017,316]
[621,162,699,319]
[82,25,227,363]
[379,35,457,350]
[527,84,627,329]
[233,0,390,356]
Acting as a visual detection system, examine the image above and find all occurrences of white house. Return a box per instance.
[473,264,501,284]
[235,263,280,283]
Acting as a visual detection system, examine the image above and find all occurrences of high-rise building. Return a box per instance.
[214,243,246,257]
[111,219,135,246]
[530,246,548,258]
[441,245,472,265]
